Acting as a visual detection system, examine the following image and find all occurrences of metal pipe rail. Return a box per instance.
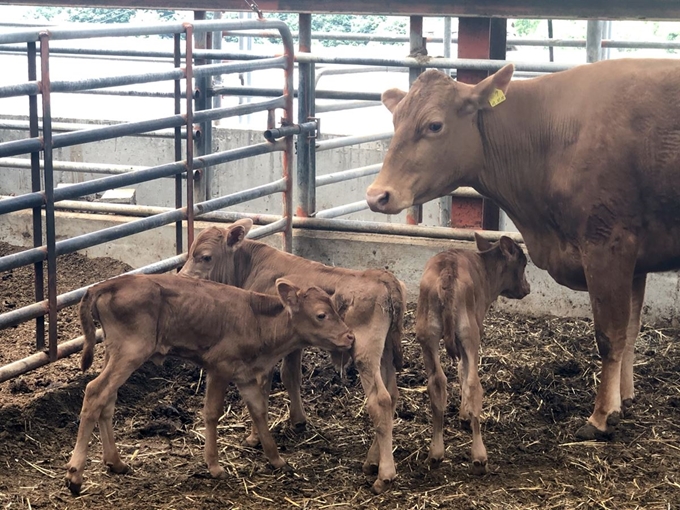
[315,132,393,152]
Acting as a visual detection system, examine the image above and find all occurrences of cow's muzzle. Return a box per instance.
[366,186,406,214]
[337,330,355,350]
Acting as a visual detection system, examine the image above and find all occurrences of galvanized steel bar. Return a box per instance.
[315,101,381,113]
[315,132,392,152]
[211,85,381,101]
[185,23,196,248]
[0,119,187,139]
[27,40,45,352]
[247,218,287,240]
[407,16,425,226]
[194,96,285,124]
[0,157,147,175]
[39,32,58,362]
[264,121,316,142]
[296,13,313,218]
[314,200,369,219]
[316,163,382,187]
[193,57,287,78]
[174,32,183,257]
[280,23,296,253]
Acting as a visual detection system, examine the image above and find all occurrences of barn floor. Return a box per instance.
[1,242,680,510]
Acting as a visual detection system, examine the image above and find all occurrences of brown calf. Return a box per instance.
[65,273,354,495]
[180,219,406,493]
[416,234,529,474]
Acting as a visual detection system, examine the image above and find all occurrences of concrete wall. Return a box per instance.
[2,209,680,326]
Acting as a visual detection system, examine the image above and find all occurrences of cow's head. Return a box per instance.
[474,232,530,300]
[179,218,253,284]
[366,64,515,214]
[276,278,355,351]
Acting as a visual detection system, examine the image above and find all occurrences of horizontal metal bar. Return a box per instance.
[316,132,392,152]
[316,163,382,187]
[264,121,317,142]
[195,178,286,216]
[212,85,381,101]
[314,200,369,219]
[0,119,186,139]
[194,57,287,78]
[247,217,288,240]
[0,157,148,176]
[315,101,382,113]
[194,96,285,125]
[195,139,285,169]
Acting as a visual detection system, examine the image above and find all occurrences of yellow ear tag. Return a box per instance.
[489,88,506,107]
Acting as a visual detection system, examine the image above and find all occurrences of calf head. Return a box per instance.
[180,218,253,284]
[475,233,530,300]
[366,64,515,214]
[276,278,355,352]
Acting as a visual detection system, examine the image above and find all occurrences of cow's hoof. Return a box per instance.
[272,462,294,475]
[209,466,228,479]
[622,398,634,412]
[371,477,393,495]
[242,434,260,448]
[106,461,130,475]
[65,478,82,496]
[470,459,488,476]
[291,421,307,434]
[459,419,472,432]
[607,411,621,427]
[575,422,615,441]
[427,455,443,469]
[362,462,379,476]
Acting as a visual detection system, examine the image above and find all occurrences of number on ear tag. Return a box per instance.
[489,88,506,107]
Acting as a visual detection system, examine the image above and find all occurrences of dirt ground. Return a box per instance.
[1,241,680,510]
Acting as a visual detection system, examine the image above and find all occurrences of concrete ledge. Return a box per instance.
[2,210,679,325]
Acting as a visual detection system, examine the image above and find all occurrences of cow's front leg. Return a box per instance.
[281,348,307,431]
[238,382,288,470]
[576,240,636,440]
[203,372,229,478]
[244,368,273,447]
[621,274,646,412]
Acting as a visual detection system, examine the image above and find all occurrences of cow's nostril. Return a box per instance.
[378,191,390,206]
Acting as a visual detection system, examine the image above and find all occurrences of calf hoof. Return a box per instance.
[242,434,261,448]
[575,421,615,441]
[106,461,130,475]
[209,465,228,479]
[65,478,82,496]
[427,454,443,469]
[362,462,379,476]
[622,398,635,416]
[291,421,307,434]
[371,477,393,495]
[470,459,488,476]
[459,419,472,432]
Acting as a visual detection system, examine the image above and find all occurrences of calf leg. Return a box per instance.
[98,394,129,475]
[238,382,287,470]
[448,312,486,474]
[65,351,146,495]
[203,372,230,478]
[576,241,636,440]
[621,274,646,411]
[244,368,273,447]
[281,348,307,430]
[415,303,447,466]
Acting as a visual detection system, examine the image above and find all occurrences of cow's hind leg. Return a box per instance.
[244,368,273,447]
[65,349,147,495]
[621,274,646,413]
[448,311,486,474]
[415,299,446,466]
[203,372,230,478]
[98,393,129,475]
[576,239,636,441]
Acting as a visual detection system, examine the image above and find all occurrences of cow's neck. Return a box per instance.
[247,292,301,361]
[474,77,575,231]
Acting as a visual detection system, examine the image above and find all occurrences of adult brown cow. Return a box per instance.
[366,58,680,441]
[180,219,406,493]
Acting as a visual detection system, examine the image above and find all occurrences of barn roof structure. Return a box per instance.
[0,0,678,20]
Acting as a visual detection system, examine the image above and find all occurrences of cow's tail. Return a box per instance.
[437,269,459,360]
[382,273,406,371]
[79,286,101,372]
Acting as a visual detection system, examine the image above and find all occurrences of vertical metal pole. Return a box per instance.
[547,19,554,62]
[586,20,603,63]
[173,33,183,257]
[212,11,223,111]
[282,25,295,252]
[193,11,210,203]
[406,15,424,225]
[296,13,312,218]
[27,41,45,350]
[602,20,612,60]
[39,33,57,362]
[184,24,195,248]
[438,17,453,227]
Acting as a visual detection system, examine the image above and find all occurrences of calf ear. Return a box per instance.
[499,236,519,259]
[470,63,515,110]
[225,218,253,248]
[474,232,493,252]
[382,88,407,113]
[276,278,301,312]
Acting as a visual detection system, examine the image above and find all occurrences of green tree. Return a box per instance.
[513,19,541,37]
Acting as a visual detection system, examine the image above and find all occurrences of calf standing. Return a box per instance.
[180,219,405,494]
[416,234,530,474]
[65,274,353,495]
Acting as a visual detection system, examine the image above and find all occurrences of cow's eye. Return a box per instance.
[201,255,212,263]
[429,122,443,133]
[316,312,326,320]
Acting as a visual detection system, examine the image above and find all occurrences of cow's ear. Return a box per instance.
[225,218,253,248]
[474,232,493,252]
[276,278,301,312]
[382,88,407,113]
[499,236,519,259]
[471,63,515,110]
